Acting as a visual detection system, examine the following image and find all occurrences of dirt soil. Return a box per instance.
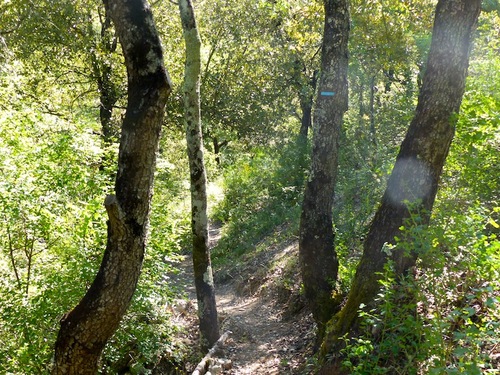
[167,225,317,374]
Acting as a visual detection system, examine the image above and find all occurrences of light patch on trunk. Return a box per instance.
[203,265,214,285]
[386,157,433,205]
[192,198,205,211]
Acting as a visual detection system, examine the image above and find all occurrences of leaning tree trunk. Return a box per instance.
[52,1,171,373]
[320,0,481,367]
[179,0,220,350]
[299,0,349,339]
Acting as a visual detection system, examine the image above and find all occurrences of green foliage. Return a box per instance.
[101,292,184,374]
[442,11,500,208]
[418,206,500,374]
[340,204,500,374]
[0,60,190,374]
[0,1,498,373]
[212,137,309,262]
[332,1,433,287]
[190,0,322,155]
[333,75,419,290]
[1,2,194,373]
[340,262,425,375]
[0,103,108,372]
[349,0,435,104]
[482,0,500,14]
[151,133,192,257]
[337,31,500,367]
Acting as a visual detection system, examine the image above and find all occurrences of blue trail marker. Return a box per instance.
[320,91,335,96]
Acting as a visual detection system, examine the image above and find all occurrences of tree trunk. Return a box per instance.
[213,137,228,166]
[357,80,364,128]
[369,75,376,145]
[298,71,318,139]
[179,0,220,350]
[299,99,312,139]
[52,1,171,373]
[320,0,481,366]
[88,1,120,144]
[299,0,349,338]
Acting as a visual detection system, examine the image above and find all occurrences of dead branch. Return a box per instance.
[192,331,231,375]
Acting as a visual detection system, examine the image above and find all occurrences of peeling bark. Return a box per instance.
[179,0,220,350]
[320,0,481,367]
[52,0,171,373]
[299,0,349,339]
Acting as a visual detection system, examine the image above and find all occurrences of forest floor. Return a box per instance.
[166,223,317,374]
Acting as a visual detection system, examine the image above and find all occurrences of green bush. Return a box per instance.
[341,205,500,374]
[0,104,190,373]
[211,139,309,261]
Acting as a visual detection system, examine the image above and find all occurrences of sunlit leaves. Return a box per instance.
[192,0,322,152]
[0,95,108,372]
[441,12,500,206]
[350,0,435,72]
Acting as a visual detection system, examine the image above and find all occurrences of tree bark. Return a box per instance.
[299,99,312,139]
[179,0,220,350]
[52,0,171,373]
[320,0,481,366]
[299,0,349,338]
[191,331,230,375]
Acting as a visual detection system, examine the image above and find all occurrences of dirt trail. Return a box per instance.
[167,224,315,374]
[216,285,315,374]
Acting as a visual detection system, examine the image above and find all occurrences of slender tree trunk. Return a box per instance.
[213,137,228,166]
[357,80,364,128]
[90,0,120,144]
[52,1,171,373]
[299,0,349,338]
[298,71,318,139]
[299,100,312,139]
[179,0,220,350]
[320,0,481,367]
[369,75,376,145]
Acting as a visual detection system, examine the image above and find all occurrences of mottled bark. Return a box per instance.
[299,0,349,338]
[179,0,220,350]
[320,0,481,366]
[52,0,171,373]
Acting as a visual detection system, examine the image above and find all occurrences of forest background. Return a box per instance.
[0,0,499,373]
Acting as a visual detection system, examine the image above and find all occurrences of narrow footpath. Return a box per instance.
[167,224,316,374]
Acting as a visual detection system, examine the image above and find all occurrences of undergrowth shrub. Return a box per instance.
[212,139,309,261]
[341,205,500,374]
[0,108,191,373]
